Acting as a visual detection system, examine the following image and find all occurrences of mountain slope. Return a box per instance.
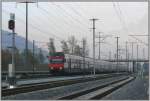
[2,30,33,50]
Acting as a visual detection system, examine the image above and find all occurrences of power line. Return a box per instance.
[13,4,72,41]
[54,3,87,27]
[113,2,148,48]
[3,9,64,42]
[37,5,76,35]
[129,34,148,36]
[4,9,89,52]
[63,3,89,28]
[27,7,71,40]
[40,3,91,38]
[3,3,92,50]
[129,35,148,46]
[112,4,147,46]
[3,9,62,41]
[129,34,148,46]
[112,2,129,32]
[51,3,90,34]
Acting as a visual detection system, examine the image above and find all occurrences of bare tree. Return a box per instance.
[74,45,81,56]
[68,35,77,54]
[38,48,44,64]
[61,40,69,54]
[82,38,89,57]
[48,38,56,55]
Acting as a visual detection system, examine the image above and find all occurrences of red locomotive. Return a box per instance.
[48,52,65,73]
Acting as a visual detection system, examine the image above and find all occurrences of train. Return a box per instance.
[48,52,129,74]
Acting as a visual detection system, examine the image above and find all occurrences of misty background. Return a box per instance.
[2,2,148,59]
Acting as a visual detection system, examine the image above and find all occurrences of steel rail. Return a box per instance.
[57,76,135,100]
[2,73,125,97]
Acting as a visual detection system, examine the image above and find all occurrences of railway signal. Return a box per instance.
[8,13,16,88]
[8,20,15,30]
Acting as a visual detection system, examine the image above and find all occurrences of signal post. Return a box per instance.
[8,13,16,88]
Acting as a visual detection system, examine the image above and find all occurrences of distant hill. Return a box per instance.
[2,30,34,50]
[1,30,49,63]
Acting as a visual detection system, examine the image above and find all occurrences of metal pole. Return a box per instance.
[12,29,15,76]
[115,37,120,72]
[132,42,134,60]
[33,40,35,72]
[126,41,129,72]
[126,41,128,60]
[137,44,138,72]
[0,1,2,64]
[98,32,101,60]
[90,18,98,75]
[148,1,150,84]
[117,37,119,72]
[25,2,28,67]
[93,19,96,75]
[82,39,85,75]
[127,52,130,72]
[137,45,138,60]
[8,13,16,86]
[143,48,145,59]
[109,51,111,60]
[9,28,16,86]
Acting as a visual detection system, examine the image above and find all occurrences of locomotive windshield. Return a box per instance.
[50,59,64,63]
[50,52,64,57]
[49,52,65,63]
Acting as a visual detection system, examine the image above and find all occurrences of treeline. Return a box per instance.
[2,48,45,68]
[48,35,89,57]
[2,35,89,68]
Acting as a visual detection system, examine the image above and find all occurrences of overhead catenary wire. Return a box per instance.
[37,5,76,35]
[4,9,63,41]
[12,4,74,42]
[53,3,88,27]
[19,5,69,41]
[112,2,129,33]
[112,2,148,48]
[3,2,91,45]
[129,36,148,46]
[39,3,91,44]
[38,3,90,40]
[62,3,90,28]
[51,3,90,34]
[3,3,93,48]
[3,8,89,52]
[2,9,64,42]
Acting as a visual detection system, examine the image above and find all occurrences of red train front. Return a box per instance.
[48,52,65,73]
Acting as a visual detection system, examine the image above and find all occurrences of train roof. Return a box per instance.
[64,54,111,63]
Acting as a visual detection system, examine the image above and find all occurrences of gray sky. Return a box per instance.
[2,2,148,59]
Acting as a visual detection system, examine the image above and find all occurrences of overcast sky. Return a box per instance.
[2,2,148,59]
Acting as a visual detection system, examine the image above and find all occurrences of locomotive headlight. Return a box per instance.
[60,67,62,70]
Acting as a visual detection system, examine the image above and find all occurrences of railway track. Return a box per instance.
[57,76,135,100]
[2,73,126,97]
[2,72,51,81]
